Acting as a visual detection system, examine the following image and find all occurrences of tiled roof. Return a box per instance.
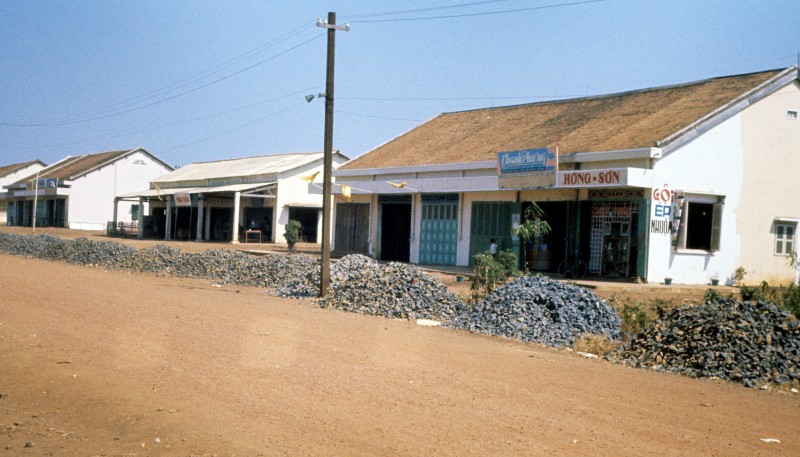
[342,68,789,170]
[0,160,45,178]
[12,148,165,186]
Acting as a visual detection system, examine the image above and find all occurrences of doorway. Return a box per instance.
[380,202,411,262]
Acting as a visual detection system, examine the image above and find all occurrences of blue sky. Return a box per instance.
[1,0,799,167]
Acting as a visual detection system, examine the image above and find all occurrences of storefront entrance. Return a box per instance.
[334,203,370,255]
[379,196,411,262]
[419,194,458,265]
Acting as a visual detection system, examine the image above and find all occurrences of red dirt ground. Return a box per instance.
[1,227,798,456]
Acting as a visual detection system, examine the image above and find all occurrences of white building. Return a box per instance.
[332,67,800,285]
[0,160,46,224]
[118,152,349,244]
[4,148,172,230]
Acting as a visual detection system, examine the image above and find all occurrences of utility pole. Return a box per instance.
[32,172,39,234]
[317,12,349,297]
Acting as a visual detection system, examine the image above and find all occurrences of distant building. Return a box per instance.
[4,148,173,230]
[332,67,800,285]
[119,152,349,244]
[0,160,47,224]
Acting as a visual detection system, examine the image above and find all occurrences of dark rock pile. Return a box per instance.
[0,232,316,289]
[451,275,621,347]
[279,254,466,321]
[615,298,800,387]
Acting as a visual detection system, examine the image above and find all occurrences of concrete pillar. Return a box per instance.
[232,191,241,243]
[196,194,204,241]
[165,196,173,241]
[138,197,145,239]
[112,197,119,223]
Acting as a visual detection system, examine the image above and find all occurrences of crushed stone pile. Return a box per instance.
[451,275,621,347]
[278,254,466,322]
[614,298,800,387]
[0,232,316,289]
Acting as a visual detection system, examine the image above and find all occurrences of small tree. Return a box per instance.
[283,219,301,253]
[511,202,551,271]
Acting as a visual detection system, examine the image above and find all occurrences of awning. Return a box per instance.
[118,182,276,199]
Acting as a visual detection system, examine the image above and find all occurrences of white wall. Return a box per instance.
[0,163,46,223]
[273,155,348,244]
[69,151,171,230]
[738,82,800,284]
[647,114,744,284]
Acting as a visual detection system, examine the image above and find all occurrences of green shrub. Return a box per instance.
[620,303,649,341]
[740,284,761,301]
[703,287,724,304]
[470,252,505,302]
[283,220,301,247]
[497,249,519,277]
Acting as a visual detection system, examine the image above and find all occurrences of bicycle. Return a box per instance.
[557,251,587,279]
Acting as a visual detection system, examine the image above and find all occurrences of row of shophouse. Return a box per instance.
[2,67,799,285]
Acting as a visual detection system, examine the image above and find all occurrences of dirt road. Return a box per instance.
[1,253,798,456]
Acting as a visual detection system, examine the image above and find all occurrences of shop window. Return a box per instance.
[774,222,796,256]
[675,197,723,252]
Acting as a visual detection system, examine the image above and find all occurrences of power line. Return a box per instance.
[48,22,318,123]
[7,85,323,150]
[339,94,583,101]
[343,0,513,19]
[348,0,606,23]
[162,101,306,153]
[1,29,324,127]
[335,110,424,122]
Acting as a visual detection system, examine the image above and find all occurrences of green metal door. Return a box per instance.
[419,194,458,265]
[468,201,517,265]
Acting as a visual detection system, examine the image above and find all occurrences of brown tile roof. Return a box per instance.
[342,69,788,170]
[14,149,136,185]
[0,160,45,178]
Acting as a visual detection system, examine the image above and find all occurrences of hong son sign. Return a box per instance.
[497,147,557,174]
[557,169,623,188]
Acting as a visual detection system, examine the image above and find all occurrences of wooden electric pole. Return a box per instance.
[317,12,349,297]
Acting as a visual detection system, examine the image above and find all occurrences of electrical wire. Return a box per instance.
[335,110,424,122]
[343,0,513,19]
[348,0,605,23]
[7,85,324,150]
[23,21,317,125]
[162,101,306,153]
[1,29,324,127]
[339,94,583,101]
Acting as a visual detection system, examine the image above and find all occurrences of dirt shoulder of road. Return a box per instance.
[1,252,798,456]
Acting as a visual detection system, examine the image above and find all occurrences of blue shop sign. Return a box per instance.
[497,147,557,174]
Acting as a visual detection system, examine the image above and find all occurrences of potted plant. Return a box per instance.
[664,277,673,285]
[283,219,301,253]
[710,272,720,286]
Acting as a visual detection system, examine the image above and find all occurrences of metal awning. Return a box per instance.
[118,182,276,199]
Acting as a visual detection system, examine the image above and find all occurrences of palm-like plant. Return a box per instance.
[511,202,551,271]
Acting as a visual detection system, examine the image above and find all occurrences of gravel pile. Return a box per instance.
[279,254,466,321]
[0,232,316,289]
[614,298,800,387]
[451,275,621,347]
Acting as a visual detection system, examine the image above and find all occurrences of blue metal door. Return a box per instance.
[419,194,458,265]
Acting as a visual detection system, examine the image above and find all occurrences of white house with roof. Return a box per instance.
[118,151,349,244]
[0,160,47,224]
[331,67,800,285]
[4,148,172,230]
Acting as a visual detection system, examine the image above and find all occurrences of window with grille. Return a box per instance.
[774,222,796,256]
